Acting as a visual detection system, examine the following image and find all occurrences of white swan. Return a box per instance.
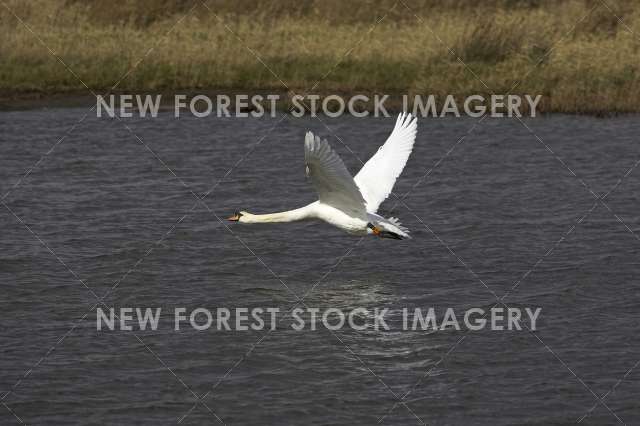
[228,112,418,239]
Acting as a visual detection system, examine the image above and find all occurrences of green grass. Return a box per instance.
[1,0,639,113]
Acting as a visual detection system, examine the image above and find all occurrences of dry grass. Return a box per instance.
[1,0,639,113]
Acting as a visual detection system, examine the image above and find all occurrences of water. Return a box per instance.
[1,109,640,425]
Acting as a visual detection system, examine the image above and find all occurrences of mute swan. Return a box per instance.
[228,112,417,239]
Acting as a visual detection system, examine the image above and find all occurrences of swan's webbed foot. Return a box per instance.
[378,230,403,239]
[367,223,403,240]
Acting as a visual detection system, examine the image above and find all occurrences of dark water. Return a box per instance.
[1,109,640,425]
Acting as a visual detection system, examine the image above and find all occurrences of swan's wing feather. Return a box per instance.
[354,112,417,213]
[304,132,366,216]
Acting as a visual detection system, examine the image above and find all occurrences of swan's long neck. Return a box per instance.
[242,205,315,223]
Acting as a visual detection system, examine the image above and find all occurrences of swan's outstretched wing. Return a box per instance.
[304,132,366,217]
[354,112,417,213]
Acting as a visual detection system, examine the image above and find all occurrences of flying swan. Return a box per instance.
[228,112,418,239]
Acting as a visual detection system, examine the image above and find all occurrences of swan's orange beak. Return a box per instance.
[227,213,241,221]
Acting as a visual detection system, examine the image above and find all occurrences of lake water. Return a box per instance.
[1,108,639,425]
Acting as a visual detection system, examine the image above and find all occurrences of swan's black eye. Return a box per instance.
[236,211,243,217]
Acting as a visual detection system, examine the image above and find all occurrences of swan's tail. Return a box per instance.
[379,217,411,239]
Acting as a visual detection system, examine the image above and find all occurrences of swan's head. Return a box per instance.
[227,211,249,222]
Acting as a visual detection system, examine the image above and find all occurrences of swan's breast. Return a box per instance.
[314,203,368,234]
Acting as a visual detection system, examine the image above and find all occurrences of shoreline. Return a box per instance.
[3,1,639,117]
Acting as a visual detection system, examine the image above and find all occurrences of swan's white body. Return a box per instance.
[231,113,418,239]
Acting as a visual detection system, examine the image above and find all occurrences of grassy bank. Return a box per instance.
[1,0,639,113]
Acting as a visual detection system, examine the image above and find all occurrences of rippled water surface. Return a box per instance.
[2,109,640,425]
